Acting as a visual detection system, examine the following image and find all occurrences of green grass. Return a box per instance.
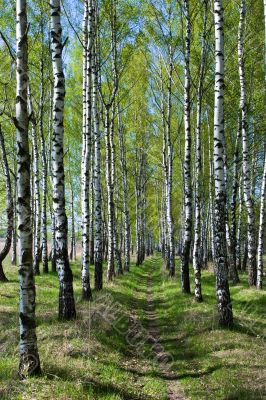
[0,255,265,399]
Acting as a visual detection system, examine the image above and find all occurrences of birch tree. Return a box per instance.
[238,0,257,286]
[50,0,76,319]
[229,120,240,284]
[165,47,175,277]
[213,0,233,326]
[39,31,49,274]
[92,0,103,290]
[118,109,130,271]
[101,0,118,281]
[0,127,13,282]
[257,0,266,290]
[16,0,41,376]
[192,0,208,302]
[81,0,92,300]
[181,0,191,294]
[257,152,266,290]
[28,85,41,276]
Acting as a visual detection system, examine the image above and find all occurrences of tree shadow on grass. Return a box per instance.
[45,363,157,400]
[225,387,266,400]
[119,364,221,381]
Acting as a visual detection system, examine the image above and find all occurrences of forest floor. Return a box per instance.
[0,255,265,400]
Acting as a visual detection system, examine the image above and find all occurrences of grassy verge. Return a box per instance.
[150,257,266,400]
[0,255,265,399]
[0,258,167,400]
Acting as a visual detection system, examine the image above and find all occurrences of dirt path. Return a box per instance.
[145,258,186,400]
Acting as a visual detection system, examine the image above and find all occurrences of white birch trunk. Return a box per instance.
[118,109,130,271]
[193,0,207,301]
[110,103,122,274]
[39,52,48,274]
[257,153,266,289]
[81,0,92,300]
[89,147,95,265]
[256,0,266,290]
[213,0,233,326]
[50,0,76,319]
[0,127,14,282]
[105,107,115,280]
[92,0,103,289]
[236,178,243,270]
[238,0,257,286]
[166,49,175,277]
[16,0,41,377]
[229,122,240,284]
[161,68,169,269]
[181,0,192,294]
[28,85,41,276]
[11,159,17,266]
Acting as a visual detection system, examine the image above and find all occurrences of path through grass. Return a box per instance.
[0,255,265,399]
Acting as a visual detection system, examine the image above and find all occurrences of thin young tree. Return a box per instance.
[50,0,76,319]
[16,0,41,377]
[181,0,192,294]
[0,127,13,282]
[229,120,240,284]
[213,0,233,326]
[257,151,266,290]
[28,85,41,276]
[40,19,49,274]
[165,46,175,277]
[92,0,103,290]
[118,108,130,271]
[257,0,266,290]
[81,0,92,300]
[192,0,208,301]
[101,0,118,281]
[238,0,257,286]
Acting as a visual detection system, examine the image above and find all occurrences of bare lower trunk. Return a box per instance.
[229,122,240,284]
[118,109,130,271]
[105,107,115,280]
[40,47,48,274]
[51,209,57,272]
[28,86,41,276]
[166,49,175,277]
[257,152,266,290]
[257,0,266,289]
[236,177,243,270]
[0,127,14,282]
[70,183,76,261]
[12,157,17,266]
[89,149,95,265]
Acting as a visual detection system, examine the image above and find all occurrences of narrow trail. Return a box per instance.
[144,257,186,400]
